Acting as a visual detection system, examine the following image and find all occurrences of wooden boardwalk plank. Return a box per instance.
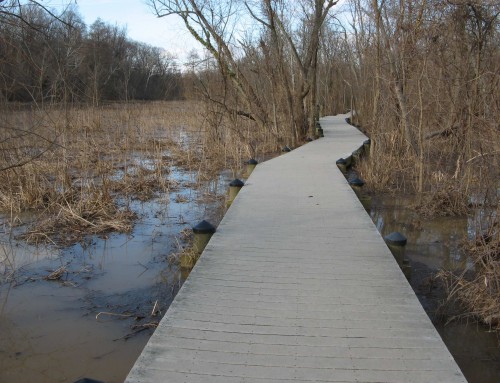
[126,114,466,383]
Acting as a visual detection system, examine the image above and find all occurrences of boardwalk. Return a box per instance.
[126,115,466,383]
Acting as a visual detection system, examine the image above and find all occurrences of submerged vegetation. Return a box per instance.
[0,100,283,252]
[438,209,500,332]
[1,102,194,248]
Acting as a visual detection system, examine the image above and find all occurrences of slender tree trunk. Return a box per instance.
[308,49,318,138]
[372,0,381,130]
[417,64,425,194]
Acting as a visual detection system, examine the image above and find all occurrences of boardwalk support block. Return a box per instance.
[246,159,258,176]
[228,179,245,205]
[192,220,216,255]
[336,158,347,173]
[315,122,324,137]
[348,177,365,193]
[344,155,353,167]
[352,147,364,164]
[384,231,407,265]
[384,231,407,246]
[363,138,371,154]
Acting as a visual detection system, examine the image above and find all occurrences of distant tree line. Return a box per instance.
[0,1,182,105]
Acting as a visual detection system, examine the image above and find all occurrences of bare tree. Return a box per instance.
[147,0,339,143]
[325,0,499,197]
[250,1,340,139]
[149,1,270,130]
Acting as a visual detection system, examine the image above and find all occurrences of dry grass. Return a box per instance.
[355,111,499,332]
[355,131,417,193]
[437,209,500,332]
[165,227,198,269]
[413,184,469,217]
[356,123,497,218]
[18,187,137,246]
[0,100,283,248]
[0,101,204,246]
[44,265,68,281]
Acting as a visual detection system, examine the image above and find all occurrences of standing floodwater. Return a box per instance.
[0,165,229,383]
[369,194,500,383]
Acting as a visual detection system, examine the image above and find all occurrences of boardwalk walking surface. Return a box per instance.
[126,115,467,383]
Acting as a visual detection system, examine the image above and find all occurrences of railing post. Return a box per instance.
[363,139,371,155]
[315,122,324,137]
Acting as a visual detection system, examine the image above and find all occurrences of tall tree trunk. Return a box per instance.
[308,49,318,138]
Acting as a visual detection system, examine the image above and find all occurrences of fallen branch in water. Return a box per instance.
[96,311,134,321]
[114,322,159,341]
[44,265,67,281]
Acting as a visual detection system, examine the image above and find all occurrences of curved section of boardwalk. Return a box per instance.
[126,115,466,383]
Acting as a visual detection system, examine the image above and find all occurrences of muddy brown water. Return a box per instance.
[0,166,229,383]
[1,166,499,383]
[368,193,500,383]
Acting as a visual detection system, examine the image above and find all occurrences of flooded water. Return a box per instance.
[2,156,498,383]
[368,193,500,383]
[0,166,230,383]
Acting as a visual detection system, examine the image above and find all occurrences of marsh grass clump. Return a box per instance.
[19,187,137,246]
[0,102,208,247]
[0,100,283,250]
[108,163,175,202]
[167,228,198,270]
[437,208,500,332]
[177,246,200,270]
[354,130,422,193]
[413,183,469,217]
[43,265,68,281]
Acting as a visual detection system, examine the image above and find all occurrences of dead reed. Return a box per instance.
[438,209,500,332]
[355,111,499,333]
[19,189,137,246]
[43,265,68,281]
[356,118,497,218]
[354,131,412,192]
[414,183,469,217]
[0,101,204,246]
[0,100,283,249]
